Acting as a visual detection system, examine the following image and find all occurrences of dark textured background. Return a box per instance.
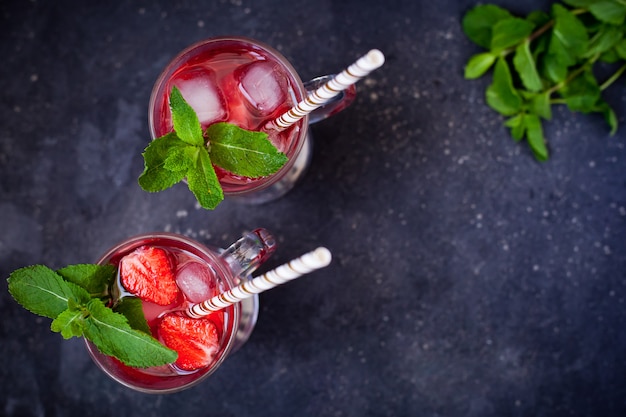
[1,0,625,416]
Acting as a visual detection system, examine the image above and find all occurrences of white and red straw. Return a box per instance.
[187,247,332,318]
[268,49,385,131]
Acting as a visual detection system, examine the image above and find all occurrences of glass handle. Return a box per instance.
[303,75,357,124]
[220,228,277,278]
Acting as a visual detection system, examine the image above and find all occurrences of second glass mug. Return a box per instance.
[148,36,356,204]
[85,229,276,393]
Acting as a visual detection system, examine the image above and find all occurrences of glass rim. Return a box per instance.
[86,232,241,394]
[147,36,309,196]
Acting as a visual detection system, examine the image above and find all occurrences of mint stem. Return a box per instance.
[528,20,554,43]
[600,63,626,91]
[546,54,599,96]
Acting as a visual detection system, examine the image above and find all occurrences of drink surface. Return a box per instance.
[150,38,305,189]
[87,236,238,393]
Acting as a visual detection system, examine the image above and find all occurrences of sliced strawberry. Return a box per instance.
[158,314,220,371]
[119,246,179,305]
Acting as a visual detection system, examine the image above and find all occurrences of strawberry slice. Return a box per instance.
[119,246,179,305]
[158,314,220,371]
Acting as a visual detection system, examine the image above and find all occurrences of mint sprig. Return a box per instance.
[7,264,177,368]
[139,86,288,209]
[462,1,626,161]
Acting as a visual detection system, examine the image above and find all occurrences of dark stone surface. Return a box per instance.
[1,0,625,416]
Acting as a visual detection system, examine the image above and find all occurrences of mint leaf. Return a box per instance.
[525,114,549,161]
[588,2,626,25]
[207,122,288,178]
[186,148,223,210]
[513,40,543,92]
[8,266,88,319]
[51,307,86,339]
[541,52,569,83]
[464,52,497,79]
[83,298,177,368]
[169,86,204,146]
[527,10,551,27]
[562,0,596,6]
[113,297,151,334]
[596,101,618,135]
[163,145,197,172]
[552,4,589,60]
[138,133,190,192]
[616,39,626,59]
[530,92,553,120]
[585,24,624,57]
[505,113,526,141]
[490,18,535,52]
[560,70,601,113]
[462,5,512,49]
[57,264,116,297]
[486,58,522,116]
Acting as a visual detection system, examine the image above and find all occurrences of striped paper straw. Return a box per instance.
[269,49,385,131]
[187,247,332,318]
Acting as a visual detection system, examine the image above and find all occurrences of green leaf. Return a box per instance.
[585,24,624,57]
[465,52,497,79]
[8,266,88,319]
[505,113,527,141]
[552,3,590,60]
[513,40,544,92]
[530,92,553,120]
[51,308,86,339]
[560,70,601,113]
[527,10,551,27]
[56,264,116,297]
[588,2,626,25]
[83,298,177,368]
[490,18,535,52]
[169,86,204,146]
[595,100,619,135]
[138,133,190,192]
[113,297,151,335]
[541,53,569,83]
[462,4,513,49]
[208,122,288,178]
[561,0,597,6]
[600,49,620,63]
[186,148,223,210]
[613,38,626,60]
[162,145,198,172]
[486,58,523,116]
[525,114,549,161]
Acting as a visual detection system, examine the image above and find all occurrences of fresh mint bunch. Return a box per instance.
[7,264,177,368]
[463,0,626,161]
[139,86,288,209]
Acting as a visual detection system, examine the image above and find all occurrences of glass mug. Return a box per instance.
[85,229,276,393]
[148,36,356,204]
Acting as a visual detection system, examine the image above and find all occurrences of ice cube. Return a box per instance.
[173,67,226,126]
[175,261,217,303]
[238,62,286,115]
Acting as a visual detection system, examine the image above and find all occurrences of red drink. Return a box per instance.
[85,233,243,393]
[149,37,308,196]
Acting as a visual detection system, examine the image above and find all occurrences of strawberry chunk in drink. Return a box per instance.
[119,246,180,306]
[159,314,220,371]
